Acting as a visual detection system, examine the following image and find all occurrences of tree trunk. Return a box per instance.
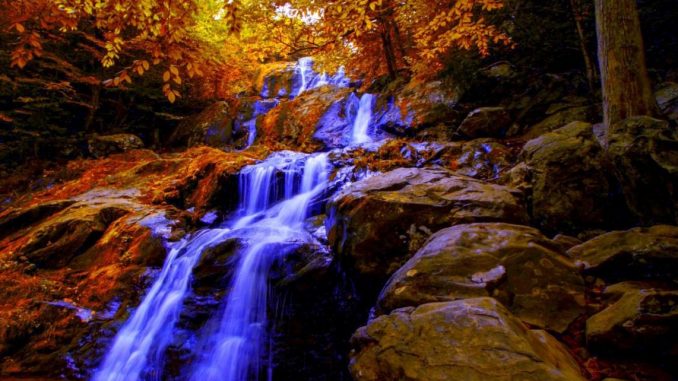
[595,0,657,131]
[379,18,398,79]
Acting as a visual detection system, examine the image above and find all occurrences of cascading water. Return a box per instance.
[293,57,349,98]
[190,153,329,381]
[93,227,233,381]
[350,93,375,145]
[95,56,380,381]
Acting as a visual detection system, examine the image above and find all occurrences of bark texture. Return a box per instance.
[595,0,657,130]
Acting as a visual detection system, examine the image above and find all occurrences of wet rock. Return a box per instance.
[327,167,528,283]
[568,225,678,282]
[522,101,596,139]
[260,86,354,151]
[16,203,131,268]
[586,289,678,354]
[313,90,378,149]
[350,298,585,381]
[377,223,585,332]
[456,107,512,139]
[168,101,235,148]
[521,121,624,233]
[607,116,678,225]
[88,134,144,158]
[374,80,460,136]
[0,200,76,239]
[370,139,515,181]
[655,82,678,122]
[271,260,364,381]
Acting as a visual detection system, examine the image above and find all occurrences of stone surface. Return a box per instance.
[260,86,354,151]
[586,289,678,354]
[374,80,460,135]
[88,134,144,158]
[521,121,624,233]
[522,103,595,139]
[655,82,678,122]
[456,107,512,138]
[168,101,236,149]
[607,116,678,225]
[327,168,528,283]
[350,298,585,381]
[568,225,678,282]
[377,223,585,332]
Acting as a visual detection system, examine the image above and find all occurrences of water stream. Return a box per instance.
[350,94,375,145]
[95,57,378,381]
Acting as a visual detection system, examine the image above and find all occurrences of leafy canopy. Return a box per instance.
[2,0,510,102]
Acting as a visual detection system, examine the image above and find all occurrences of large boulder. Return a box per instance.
[568,225,678,282]
[349,298,586,381]
[374,80,461,136]
[327,168,528,283]
[521,121,625,233]
[377,223,585,332]
[586,289,678,355]
[456,107,512,139]
[607,116,678,225]
[88,134,144,158]
[522,102,596,139]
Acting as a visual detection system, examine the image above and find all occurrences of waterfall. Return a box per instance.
[351,93,375,145]
[93,228,233,381]
[293,57,349,98]
[190,152,329,381]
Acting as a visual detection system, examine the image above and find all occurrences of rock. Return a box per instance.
[655,82,678,122]
[603,281,676,302]
[377,223,585,332]
[586,289,678,354]
[456,107,512,139]
[88,134,144,158]
[552,234,582,251]
[313,90,380,149]
[498,162,532,193]
[350,298,586,381]
[374,80,461,135]
[260,86,354,151]
[327,168,528,283]
[522,103,595,139]
[521,121,625,233]
[0,200,76,239]
[607,116,678,225]
[453,139,515,179]
[361,139,515,181]
[168,101,235,148]
[16,202,132,268]
[479,61,515,79]
[568,225,678,282]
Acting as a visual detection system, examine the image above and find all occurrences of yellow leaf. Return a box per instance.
[14,23,25,33]
[163,71,171,82]
[168,91,176,103]
[369,2,376,11]
[169,66,179,76]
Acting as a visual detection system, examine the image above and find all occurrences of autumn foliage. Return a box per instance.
[1,0,510,102]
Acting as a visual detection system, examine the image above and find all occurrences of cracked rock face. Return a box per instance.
[349,298,586,381]
[377,223,585,333]
[326,167,528,285]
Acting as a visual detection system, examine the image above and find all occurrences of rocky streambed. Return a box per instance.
[1,59,678,381]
